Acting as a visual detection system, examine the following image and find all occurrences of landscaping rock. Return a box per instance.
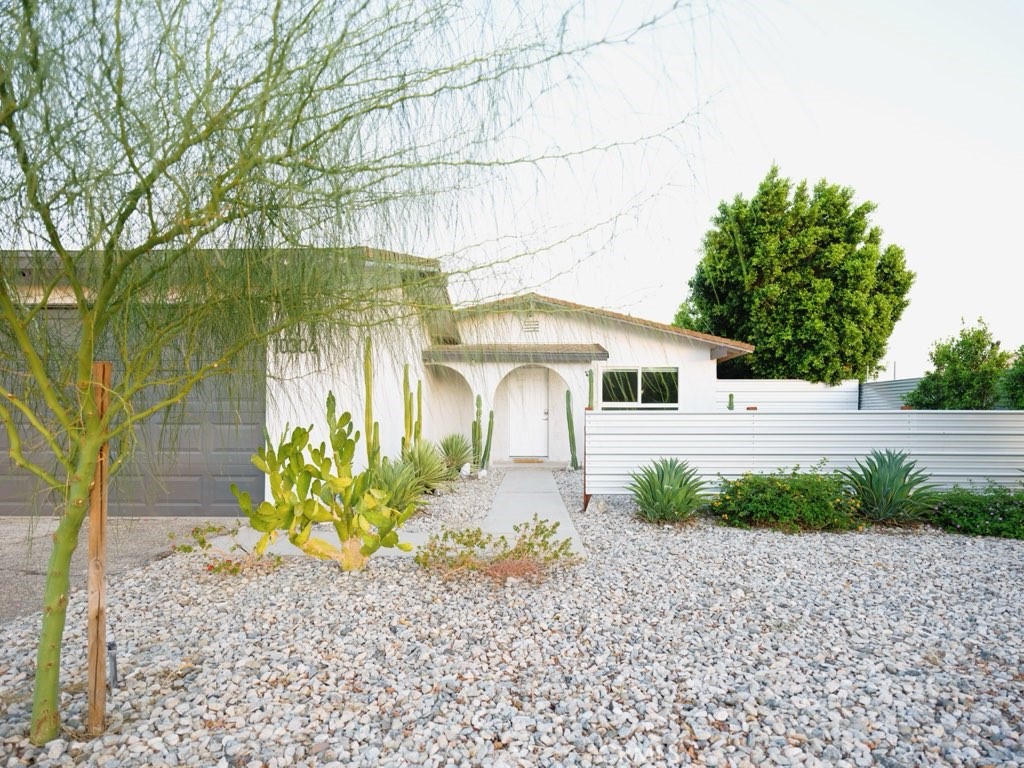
[0,470,1020,767]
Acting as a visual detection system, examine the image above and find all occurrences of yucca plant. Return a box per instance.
[403,440,454,492]
[366,456,426,513]
[627,458,708,524]
[840,449,937,524]
[438,433,473,475]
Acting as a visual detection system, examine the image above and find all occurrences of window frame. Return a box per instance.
[599,366,679,411]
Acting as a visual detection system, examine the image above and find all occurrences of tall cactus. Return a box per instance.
[566,390,579,470]
[363,337,379,468]
[415,380,422,443]
[481,410,494,470]
[471,394,483,468]
[402,364,413,452]
[586,369,595,409]
[400,364,424,452]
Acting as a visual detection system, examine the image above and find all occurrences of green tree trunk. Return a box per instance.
[30,443,98,744]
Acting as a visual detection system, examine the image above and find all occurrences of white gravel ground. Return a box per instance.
[1,470,1022,767]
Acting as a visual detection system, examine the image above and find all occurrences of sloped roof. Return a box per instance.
[461,293,754,362]
[423,343,609,364]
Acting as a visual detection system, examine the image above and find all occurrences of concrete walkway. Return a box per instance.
[216,468,584,558]
[479,468,584,555]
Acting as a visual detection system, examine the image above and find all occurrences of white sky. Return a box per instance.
[435,0,1024,379]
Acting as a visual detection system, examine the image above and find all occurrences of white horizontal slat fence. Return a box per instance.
[715,379,859,412]
[859,378,922,410]
[584,411,1024,495]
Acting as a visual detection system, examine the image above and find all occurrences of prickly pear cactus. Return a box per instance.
[232,391,415,571]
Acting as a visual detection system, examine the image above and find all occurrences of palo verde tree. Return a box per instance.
[904,320,1012,410]
[674,166,914,384]
[0,0,694,744]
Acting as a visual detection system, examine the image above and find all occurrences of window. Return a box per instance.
[600,367,678,410]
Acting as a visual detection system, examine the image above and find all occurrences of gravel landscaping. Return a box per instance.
[2,470,1022,767]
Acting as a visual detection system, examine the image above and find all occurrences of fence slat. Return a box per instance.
[584,410,1024,494]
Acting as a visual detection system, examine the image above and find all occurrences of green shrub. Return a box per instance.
[627,458,707,523]
[928,485,1024,539]
[366,456,426,513]
[713,464,859,533]
[414,514,576,582]
[840,449,937,524]
[403,439,453,492]
[438,433,473,475]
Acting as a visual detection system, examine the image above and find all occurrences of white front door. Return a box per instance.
[508,367,549,457]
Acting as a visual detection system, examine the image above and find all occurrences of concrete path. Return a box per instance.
[216,468,584,558]
[479,469,585,555]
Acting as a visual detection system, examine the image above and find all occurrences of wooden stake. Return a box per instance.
[87,361,112,736]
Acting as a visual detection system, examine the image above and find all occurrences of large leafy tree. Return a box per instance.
[998,347,1024,409]
[905,321,1012,409]
[0,0,693,743]
[674,166,914,384]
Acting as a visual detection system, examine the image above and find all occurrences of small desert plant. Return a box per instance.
[627,458,707,523]
[169,522,283,575]
[438,433,473,474]
[714,463,859,533]
[403,439,453,491]
[415,515,576,582]
[366,456,426,513]
[840,449,937,524]
[928,484,1024,539]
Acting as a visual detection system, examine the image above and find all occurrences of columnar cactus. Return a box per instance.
[480,410,494,470]
[402,364,413,452]
[566,390,579,470]
[363,337,379,468]
[471,394,483,468]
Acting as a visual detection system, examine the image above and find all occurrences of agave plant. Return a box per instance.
[366,456,426,514]
[403,439,454,492]
[438,433,473,475]
[627,458,708,524]
[840,449,937,524]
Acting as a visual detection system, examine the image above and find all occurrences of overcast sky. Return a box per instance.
[438,0,1023,380]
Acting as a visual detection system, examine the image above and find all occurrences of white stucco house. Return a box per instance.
[268,280,755,468]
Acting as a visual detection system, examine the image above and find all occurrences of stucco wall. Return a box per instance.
[266,317,430,474]
[457,309,720,412]
[265,302,730,475]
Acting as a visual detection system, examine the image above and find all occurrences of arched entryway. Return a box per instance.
[493,365,571,463]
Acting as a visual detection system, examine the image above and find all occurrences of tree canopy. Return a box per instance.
[997,346,1024,409]
[905,321,1013,410]
[674,166,914,384]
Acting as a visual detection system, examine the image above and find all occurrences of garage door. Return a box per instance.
[0,370,265,518]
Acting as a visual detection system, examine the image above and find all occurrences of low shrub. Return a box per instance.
[927,485,1024,539]
[403,440,454,492]
[713,464,859,533]
[414,514,576,583]
[627,458,707,524]
[168,522,283,575]
[840,449,937,525]
[438,433,473,475]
